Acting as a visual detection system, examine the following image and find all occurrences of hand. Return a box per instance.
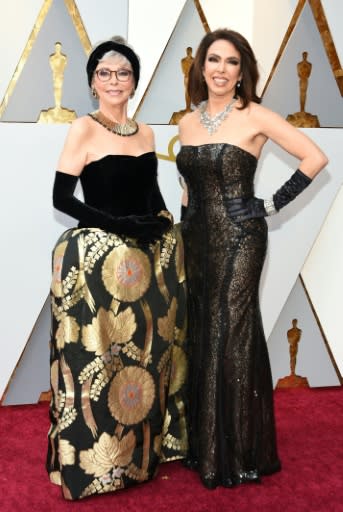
[226,197,266,221]
[115,214,172,244]
[226,170,313,222]
[137,216,172,244]
[180,205,187,220]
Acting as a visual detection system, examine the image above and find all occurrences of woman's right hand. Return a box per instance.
[114,214,171,243]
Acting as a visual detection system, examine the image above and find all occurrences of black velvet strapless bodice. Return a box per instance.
[80,152,162,217]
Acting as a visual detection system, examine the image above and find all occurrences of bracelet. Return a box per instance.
[264,198,277,216]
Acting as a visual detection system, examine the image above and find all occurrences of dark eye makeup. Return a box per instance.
[207,54,240,65]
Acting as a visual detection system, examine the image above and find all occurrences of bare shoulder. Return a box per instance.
[138,122,154,137]
[248,102,285,126]
[67,115,93,141]
[178,110,199,143]
[179,110,198,130]
[138,122,155,145]
[246,102,328,173]
[57,116,92,173]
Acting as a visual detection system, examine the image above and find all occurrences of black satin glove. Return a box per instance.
[53,171,171,242]
[226,196,265,221]
[226,169,312,221]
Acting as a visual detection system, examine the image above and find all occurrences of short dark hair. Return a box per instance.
[86,38,140,89]
[188,28,261,108]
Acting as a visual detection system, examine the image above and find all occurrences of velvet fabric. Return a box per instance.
[48,151,187,500]
[53,153,171,243]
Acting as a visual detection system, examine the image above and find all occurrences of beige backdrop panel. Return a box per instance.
[1,0,342,402]
[302,186,343,376]
[0,124,340,401]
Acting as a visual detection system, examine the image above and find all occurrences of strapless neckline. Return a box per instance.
[180,143,257,162]
[85,152,156,169]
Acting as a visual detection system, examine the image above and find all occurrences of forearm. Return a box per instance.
[226,168,315,221]
[53,171,117,230]
[150,178,167,214]
[271,168,312,213]
[297,151,328,179]
[53,171,171,242]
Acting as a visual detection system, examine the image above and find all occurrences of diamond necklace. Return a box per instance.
[88,110,139,136]
[199,96,237,135]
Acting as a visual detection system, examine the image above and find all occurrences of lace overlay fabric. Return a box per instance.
[176,143,281,487]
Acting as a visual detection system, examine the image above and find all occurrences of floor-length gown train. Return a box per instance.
[47,153,188,499]
[176,143,280,488]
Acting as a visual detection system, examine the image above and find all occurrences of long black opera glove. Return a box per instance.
[178,173,188,221]
[180,205,188,221]
[150,178,167,214]
[226,169,312,221]
[53,171,171,242]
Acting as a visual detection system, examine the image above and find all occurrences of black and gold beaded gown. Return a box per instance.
[176,143,281,488]
[47,153,188,500]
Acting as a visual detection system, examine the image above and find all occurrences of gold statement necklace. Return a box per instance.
[88,110,139,136]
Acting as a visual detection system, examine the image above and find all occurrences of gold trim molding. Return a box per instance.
[308,0,343,95]
[134,0,210,121]
[0,0,53,119]
[0,0,92,120]
[64,0,92,54]
[0,296,50,406]
[194,0,210,32]
[262,0,343,98]
[300,275,343,386]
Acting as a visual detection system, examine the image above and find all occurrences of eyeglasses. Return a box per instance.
[95,68,133,82]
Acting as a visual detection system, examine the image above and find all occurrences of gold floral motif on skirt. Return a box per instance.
[47,225,188,500]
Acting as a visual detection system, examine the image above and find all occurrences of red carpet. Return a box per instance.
[0,388,342,511]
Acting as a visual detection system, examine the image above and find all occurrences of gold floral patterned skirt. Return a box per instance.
[47,224,188,500]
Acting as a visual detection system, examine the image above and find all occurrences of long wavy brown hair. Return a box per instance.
[188,29,261,109]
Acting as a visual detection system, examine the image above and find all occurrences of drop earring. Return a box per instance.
[92,88,99,99]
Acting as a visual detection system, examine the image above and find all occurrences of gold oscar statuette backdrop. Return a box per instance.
[276,319,309,388]
[170,46,194,125]
[286,51,320,128]
[38,41,76,123]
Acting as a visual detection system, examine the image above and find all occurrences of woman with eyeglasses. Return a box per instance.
[47,36,188,500]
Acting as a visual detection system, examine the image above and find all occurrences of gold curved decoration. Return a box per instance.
[156,135,179,162]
